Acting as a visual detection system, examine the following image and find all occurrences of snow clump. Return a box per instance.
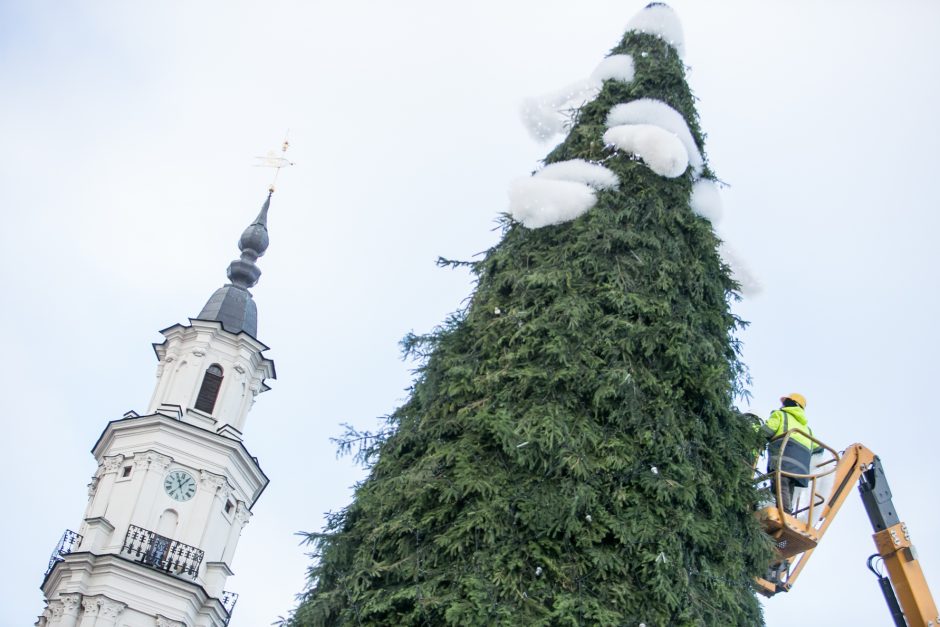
[535,159,620,190]
[509,177,598,228]
[603,124,688,178]
[625,3,685,57]
[589,54,636,83]
[606,99,702,173]
[521,82,597,141]
[521,54,635,142]
[509,159,620,229]
[690,179,722,222]
[719,242,762,296]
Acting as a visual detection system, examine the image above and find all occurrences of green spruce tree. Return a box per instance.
[289,5,771,625]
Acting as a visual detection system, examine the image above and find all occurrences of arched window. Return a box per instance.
[194,364,224,414]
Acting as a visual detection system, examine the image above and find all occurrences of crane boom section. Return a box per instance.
[756,439,938,626]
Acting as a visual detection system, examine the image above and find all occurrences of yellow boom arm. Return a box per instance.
[754,437,938,626]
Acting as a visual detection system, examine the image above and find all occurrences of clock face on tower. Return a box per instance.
[164,470,197,502]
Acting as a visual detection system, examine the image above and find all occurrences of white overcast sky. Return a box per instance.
[1,2,938,625]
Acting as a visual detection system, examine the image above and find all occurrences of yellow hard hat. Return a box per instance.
[780,393,807,409]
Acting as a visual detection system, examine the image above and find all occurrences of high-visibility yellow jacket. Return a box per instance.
[760,406,814,487]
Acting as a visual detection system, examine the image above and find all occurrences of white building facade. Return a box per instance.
[37,192,278,627]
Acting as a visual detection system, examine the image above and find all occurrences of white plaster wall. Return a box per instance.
[76,441,256,596]
[148,321,272,435]
[40,556,231,627]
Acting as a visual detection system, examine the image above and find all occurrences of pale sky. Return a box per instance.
[2,2,938,625]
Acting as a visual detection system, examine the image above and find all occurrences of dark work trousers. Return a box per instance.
[770,476,797,513]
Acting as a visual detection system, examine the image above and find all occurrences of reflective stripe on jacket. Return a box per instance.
[761,406,813,487]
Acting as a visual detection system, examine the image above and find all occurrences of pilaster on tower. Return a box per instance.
[37,183,283,627]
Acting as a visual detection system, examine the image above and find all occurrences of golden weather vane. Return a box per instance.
[254,133,295,192]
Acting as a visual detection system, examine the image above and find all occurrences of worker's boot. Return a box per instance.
[767,560,790,589]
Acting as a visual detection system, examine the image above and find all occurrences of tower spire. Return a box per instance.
[197,138,292,337]
[196,191,272,337]
[227,190,272,290]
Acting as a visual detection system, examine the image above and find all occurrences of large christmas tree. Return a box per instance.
[289,4,770,625]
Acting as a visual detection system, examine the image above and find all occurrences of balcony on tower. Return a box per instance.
[120,524,204,579]
[44,529,83,577]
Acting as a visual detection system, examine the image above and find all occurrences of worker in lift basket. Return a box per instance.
[759,393,814,514]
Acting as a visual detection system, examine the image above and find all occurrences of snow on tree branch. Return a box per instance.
[690,179,723,223]
[535,159,620,190]
[719,241,762,296]
[603,124,689,178]
[606,98,702,174]
[625,2,685,57]
[521,54,635,142]
[508,177,598,228]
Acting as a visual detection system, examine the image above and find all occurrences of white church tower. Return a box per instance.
[37,189,279,627]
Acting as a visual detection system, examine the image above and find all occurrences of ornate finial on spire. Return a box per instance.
[197,138,293,337]
[254,133,295,193]
[227,191,272,290]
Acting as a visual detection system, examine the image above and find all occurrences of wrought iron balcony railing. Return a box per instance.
[221,591,239,625]
[121,524,204,579]
[45,529,83,576]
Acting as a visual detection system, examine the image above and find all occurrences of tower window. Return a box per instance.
[122,466,132,478]
[194,364,224,414]
[225,500,235,515]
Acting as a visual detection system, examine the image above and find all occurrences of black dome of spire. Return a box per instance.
[197,190,272,337]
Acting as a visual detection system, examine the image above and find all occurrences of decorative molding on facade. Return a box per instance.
[83,516,115,536]
[60,593,82,614]
[97,596,127,620]
[155,404,184,420]
[47,600,64,620]
[234,501,251,526]
[200,469,234,500]
[41,552,233,626]
[81,595,101,617]
[133,451,173,472]
[155,615,186,627]
[199,469,225,490]
[77,595,126,621]
[152,324,267,422]
[102,455,126,475]
[216,423,243,442]
[92,415,268,508]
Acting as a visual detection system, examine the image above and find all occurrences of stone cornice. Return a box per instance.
[84,516,116,533]
[91,414,268,508]
[43,552,230,624]
[152,319,276,386]
[204,561,234,577]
